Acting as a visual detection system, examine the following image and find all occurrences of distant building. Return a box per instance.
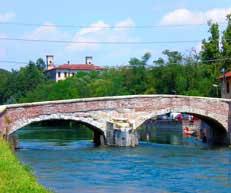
[45,55,104,82]
[219,71,231,98]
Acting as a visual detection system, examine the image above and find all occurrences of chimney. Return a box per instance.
[46,55,54,70]
[85,56,93,65]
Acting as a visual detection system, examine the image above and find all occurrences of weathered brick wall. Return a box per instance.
[0,95,230,137]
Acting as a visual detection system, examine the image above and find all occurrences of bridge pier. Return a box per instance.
[228,131,231,146]
[93,132,106,146]
[106,119,138,147]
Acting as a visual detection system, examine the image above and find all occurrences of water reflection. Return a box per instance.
[14,125,231,193]
[137,113,227,147]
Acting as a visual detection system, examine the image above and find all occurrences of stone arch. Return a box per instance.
[135,107,229,145]
[8,113,106,146]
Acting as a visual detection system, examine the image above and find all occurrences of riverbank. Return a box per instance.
[0,139,50,193]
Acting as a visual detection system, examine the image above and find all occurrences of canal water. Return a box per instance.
[15,126,231,193]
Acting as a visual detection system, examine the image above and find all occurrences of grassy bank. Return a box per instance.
[0,139,51,193]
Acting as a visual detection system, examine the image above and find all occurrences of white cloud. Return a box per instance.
[160,8,231,25]
[0,12,15,22]
[66,18,137,52]
[66,20,109,51]
[67,35,100,51]
[78,21,110,36]
[21,18,138,57]
[114,18,135,31]
[25,22,69,40]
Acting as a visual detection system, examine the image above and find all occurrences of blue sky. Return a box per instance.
[0,0,231,70]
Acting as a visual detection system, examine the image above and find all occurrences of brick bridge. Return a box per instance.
[0,95,230,146]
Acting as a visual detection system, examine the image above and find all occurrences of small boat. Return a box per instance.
[183,127,194,135]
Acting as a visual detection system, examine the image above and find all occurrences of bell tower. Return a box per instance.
[46,55,55,70]
[85,56,93,65]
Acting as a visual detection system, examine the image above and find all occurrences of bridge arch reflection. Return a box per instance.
[136,110,228,146]
[9,115,106,146]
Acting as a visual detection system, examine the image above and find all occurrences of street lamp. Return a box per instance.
[171,90,177,95]
[212,84,219,97]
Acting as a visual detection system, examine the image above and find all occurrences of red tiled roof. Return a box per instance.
[48,64,104,71]
[219,71,231,79]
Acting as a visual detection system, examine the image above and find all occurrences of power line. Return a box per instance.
[0,21,227,29]
[200,58,231,62]
[1,37,231,45]
[0,37,205,45]
[0,57,231,66]
[123,57,231,67]
[0,60,28,65]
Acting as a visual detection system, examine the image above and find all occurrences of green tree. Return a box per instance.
[162,49,182,64]
[222,14,231,69]
[0,69,11,104]
[125,53,151,94]
[200,22,220,64]
[4,61,46,103]
[152,50,184,94]
[36,58,46,71]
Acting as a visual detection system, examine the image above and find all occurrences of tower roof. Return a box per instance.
[46,63,104,71]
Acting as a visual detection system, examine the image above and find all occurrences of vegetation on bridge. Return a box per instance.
[0,139,50,193]
[0,15,231,104]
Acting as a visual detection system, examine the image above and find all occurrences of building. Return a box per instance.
[45,55,104,82]
[219,71,231,98]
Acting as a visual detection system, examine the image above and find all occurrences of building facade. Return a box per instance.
[45,55,104,82]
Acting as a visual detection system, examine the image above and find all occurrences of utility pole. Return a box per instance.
[221,68,226,98]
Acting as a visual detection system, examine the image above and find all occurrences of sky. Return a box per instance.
[0,0,231,70]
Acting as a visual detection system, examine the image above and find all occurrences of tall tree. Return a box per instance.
[0,69,11,104]
[4,61,47,103]
[222,14,231,69]
[36,58,46,71]
[162,49,182,64]
[200,22,220,64]
[126,53,151,94]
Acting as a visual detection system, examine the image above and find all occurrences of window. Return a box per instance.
[64,72,67,77]
[58,72,61,78]
[227,81,230,93]
[72,73,75,76]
